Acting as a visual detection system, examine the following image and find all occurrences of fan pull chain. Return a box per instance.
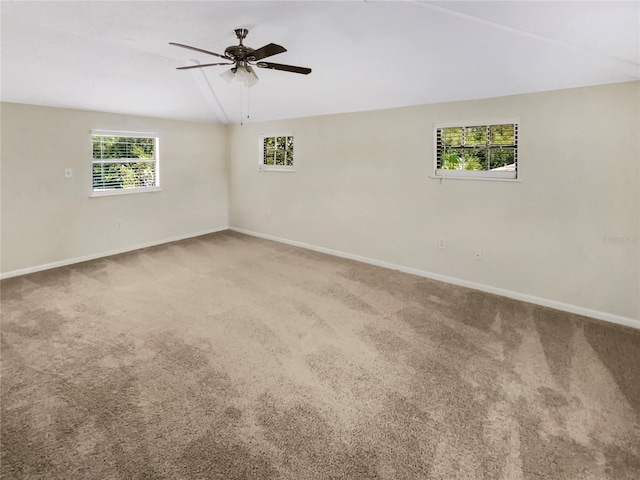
[239,83,250,125]
[246,86,250,121]
[240,83,244,126]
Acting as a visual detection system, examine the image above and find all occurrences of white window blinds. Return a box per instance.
[92,130,159,192]
[435,123,518,179]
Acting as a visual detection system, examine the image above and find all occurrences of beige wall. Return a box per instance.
[229,82,640,321]
[1,103,229,273]
[2,83,638,322]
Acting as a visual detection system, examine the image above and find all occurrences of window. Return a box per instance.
[91,130,159,195]
[259,135,294,171]
[435,122,518,180]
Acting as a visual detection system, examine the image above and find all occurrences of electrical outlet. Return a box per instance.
[64,168,73,179]
[438,237,446,249]
[474,249,483,261]
[116,220,122,228]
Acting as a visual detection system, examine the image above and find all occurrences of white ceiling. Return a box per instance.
[2,1,638,124]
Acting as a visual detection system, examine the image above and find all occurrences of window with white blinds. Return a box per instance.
[92,130,159,194]
[435,122,518,180]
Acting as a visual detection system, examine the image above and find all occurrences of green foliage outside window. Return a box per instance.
[92,136,157,190]
[438,124,516,171]
[263,136,293,167]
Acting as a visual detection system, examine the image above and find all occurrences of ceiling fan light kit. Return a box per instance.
[220,64,259,88]
[170,28,311,86]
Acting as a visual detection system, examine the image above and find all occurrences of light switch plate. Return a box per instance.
[64,168,73,179]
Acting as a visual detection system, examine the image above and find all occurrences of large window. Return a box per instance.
[92,130,159,195]
[435,122,518,180]
[259,135,294,171]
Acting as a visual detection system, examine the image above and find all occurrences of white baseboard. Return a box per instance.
[0,227,229,280]
[230,227,640,330]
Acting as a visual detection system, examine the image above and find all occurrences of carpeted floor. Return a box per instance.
[1,230,639,479]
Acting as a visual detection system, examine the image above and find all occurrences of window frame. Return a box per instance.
[258,133,295,172]
[433,120,519,181]
[90,129,160,197]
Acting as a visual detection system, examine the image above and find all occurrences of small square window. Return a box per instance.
[259,134,295,171]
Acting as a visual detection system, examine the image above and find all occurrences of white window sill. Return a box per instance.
[259,166,295,173]
[90,186,161,198]
[429,176,521,182]
[430,169,520,182]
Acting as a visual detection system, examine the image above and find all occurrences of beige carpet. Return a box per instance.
[1,230,639,479]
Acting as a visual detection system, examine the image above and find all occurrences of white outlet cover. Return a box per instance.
[64,168,73,178]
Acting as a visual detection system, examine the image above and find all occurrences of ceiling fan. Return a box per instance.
[170,28,311,86]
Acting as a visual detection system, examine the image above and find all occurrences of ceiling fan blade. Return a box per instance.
[169,42,231,60]
[176,62,233,70]
[256,62,312,75]
[249,43,287,61]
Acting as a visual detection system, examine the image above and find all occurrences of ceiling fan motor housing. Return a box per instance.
[224,45,256,62]
[225,28,255,61]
